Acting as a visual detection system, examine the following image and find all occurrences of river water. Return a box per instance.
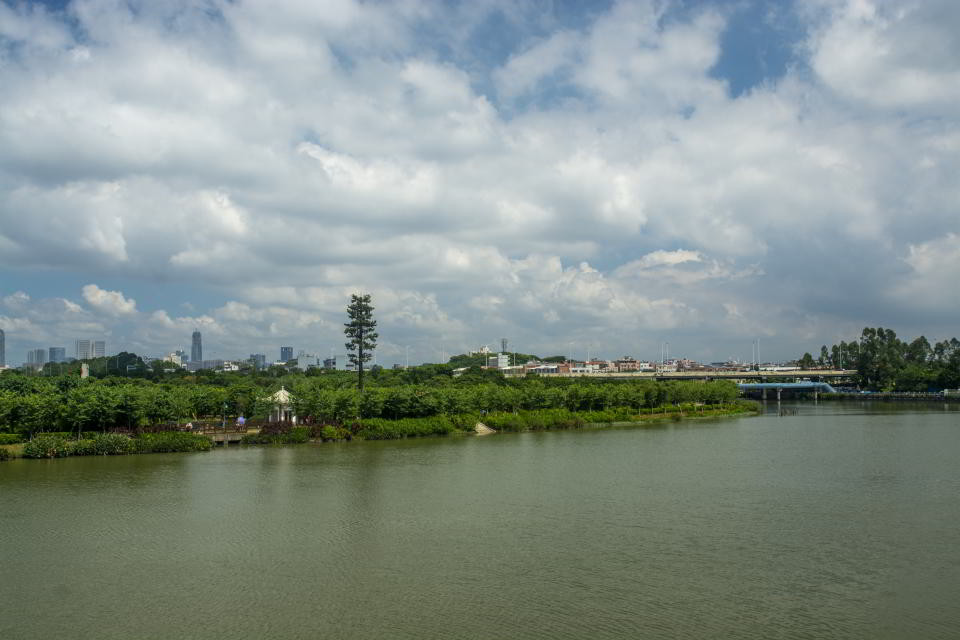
[2,401,960,639]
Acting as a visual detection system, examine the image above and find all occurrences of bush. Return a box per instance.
[355,416,457,440]
[241,426,309,445]
[313,424,351,442]
[0,433,22,445]
[90,433,135,455]
[22,434,73,458]
[578,408,636,424]
[0,447,11,461]
[134,432,213,453]
[482,409,586,432]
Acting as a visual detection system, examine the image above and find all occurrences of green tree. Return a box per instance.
[799,353,816,369]
[344,293,378,392]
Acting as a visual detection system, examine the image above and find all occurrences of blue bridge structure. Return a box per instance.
[738,381,836,400]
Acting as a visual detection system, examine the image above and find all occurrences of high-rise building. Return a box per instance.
[249,354,266,370]
[191,330,202,362]
[49,347,66,363]
[0,328,5,367]
[76,339,91,360]
[93,341,105,358]
[280,346,293,362]
[28,348,46,366]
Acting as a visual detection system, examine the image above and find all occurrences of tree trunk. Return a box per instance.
[358,342,365,392]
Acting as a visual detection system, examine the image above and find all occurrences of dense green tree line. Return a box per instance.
[0,370,738,438]
[799,327,960,391]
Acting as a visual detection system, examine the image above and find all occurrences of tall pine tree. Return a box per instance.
[344,294,378,391]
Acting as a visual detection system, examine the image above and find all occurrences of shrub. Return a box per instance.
[355,416,457,440]
[0,433,22,445]
[22,434,73,459]
[241,426,309,444]
[0,447,11,461]
[70,438,96,456]
[258,422,294,436]
[579,408,635,424]
[481,412,526,432]
[134,432,213,453]
[90,433,135,455]
[480,409,588,431]
[62,434,136,456]
[314,425,351,442]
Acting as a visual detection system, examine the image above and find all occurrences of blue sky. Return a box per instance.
[1,0,959,367]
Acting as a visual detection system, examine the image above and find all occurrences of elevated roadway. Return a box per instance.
[507,369,856,381]
[739,381,837,400]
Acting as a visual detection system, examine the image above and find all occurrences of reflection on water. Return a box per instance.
[2,402,960,639]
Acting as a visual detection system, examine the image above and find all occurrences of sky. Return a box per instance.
[1,0,958,367]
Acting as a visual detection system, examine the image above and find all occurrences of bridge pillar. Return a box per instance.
[762,388,767,400]
[776,387,782,402]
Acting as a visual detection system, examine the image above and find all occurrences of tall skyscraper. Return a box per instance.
[280,346,293,362]
[0,328,5,367]
[93,341,105,358]
[249,354,266,370]
[76,339,91,360]
[28,348,46,366]
[49,347,66,363]
[191,330,202,362]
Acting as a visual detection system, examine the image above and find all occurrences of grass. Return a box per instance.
[1,443,24,458]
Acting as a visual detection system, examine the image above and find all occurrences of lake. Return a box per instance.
[3,401,959,639]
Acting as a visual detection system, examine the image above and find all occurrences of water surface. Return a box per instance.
[3,402,959,639]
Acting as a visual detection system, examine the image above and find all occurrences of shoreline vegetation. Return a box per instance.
[1,370,752,461]
[0,401,757,460]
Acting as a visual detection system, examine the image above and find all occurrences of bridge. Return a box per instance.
[193,425,256,445]
[506,369,856,381]
[738,381,837,400]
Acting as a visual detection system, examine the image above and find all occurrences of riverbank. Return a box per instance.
[0,402,757,461]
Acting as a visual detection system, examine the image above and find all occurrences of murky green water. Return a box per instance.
[3,402,960,639]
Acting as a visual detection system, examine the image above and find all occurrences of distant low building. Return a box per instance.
[585,360,612,372]
[296,353,321,371]
[656,361,678,373]
[487,354,510,369]
[185,359,225,371]
[324,355,354,371]
[163,352,185,366]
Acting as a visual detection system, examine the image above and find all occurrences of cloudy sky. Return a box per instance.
[1,0,958,366]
